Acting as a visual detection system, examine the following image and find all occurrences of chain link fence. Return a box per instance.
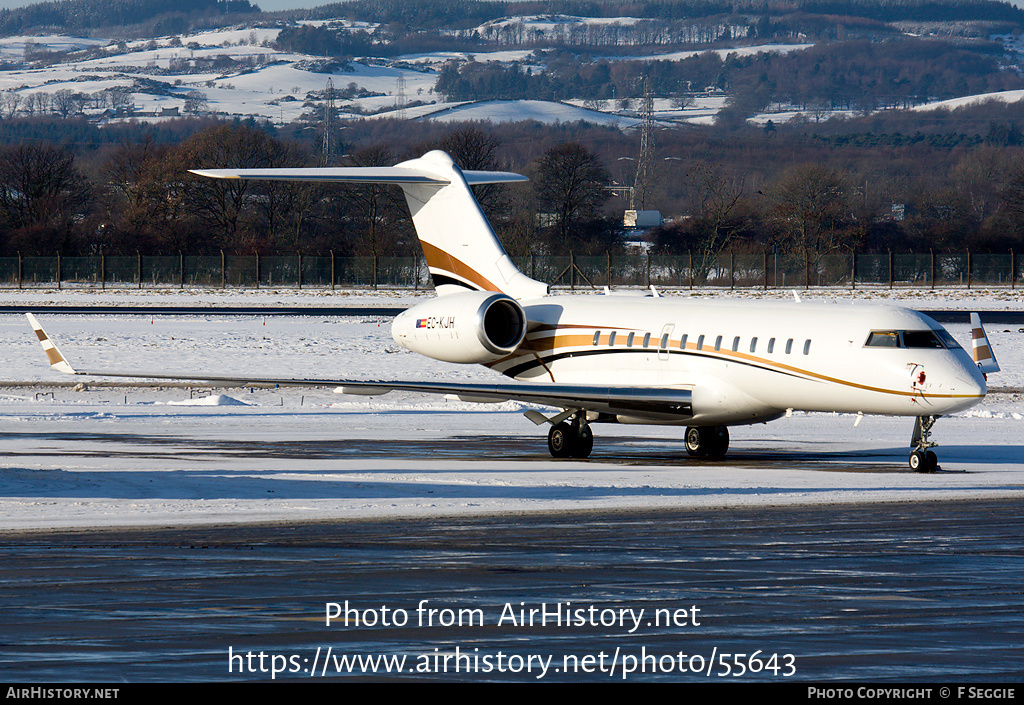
[0,251,1020,289]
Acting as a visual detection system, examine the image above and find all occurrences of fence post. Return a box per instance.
[179,251,183,290]
[606,251,611,288]
[688,250,693,290]
[763,250,767,290]
[255,251,260,290]
[373,255,378,290]
[888,250,893,289]
[331,250,335,291]
[570,252,575,290]
[101,252,105,290]
[805,252,810,289]
[56,253,61,290]
[967,249,971,289]
[1012,249,1016,290]
[17,252,22,290]
[221,250,226,289]
[729,251,735,290]
[930,249,935,290]
[414,251,419,291]
[137,251,142,289]
[297,252,302,289]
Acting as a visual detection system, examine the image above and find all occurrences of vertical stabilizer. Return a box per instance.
[190,151,548,300]
[394,151,548,299]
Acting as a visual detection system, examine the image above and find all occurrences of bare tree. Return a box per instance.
[532,142,612,245]
[183,90,209,115]
[0,143,91,253]
[1,91,21,118]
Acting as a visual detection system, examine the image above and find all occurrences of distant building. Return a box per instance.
[623,210,662,229]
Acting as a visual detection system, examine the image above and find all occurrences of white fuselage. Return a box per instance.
[484,296,986,426]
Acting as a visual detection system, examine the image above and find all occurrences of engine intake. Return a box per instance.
[392,291,527,364]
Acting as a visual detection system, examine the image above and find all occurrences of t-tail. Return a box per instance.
[191,150,548,300]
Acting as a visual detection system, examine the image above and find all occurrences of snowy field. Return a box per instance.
[0,287,1022,532]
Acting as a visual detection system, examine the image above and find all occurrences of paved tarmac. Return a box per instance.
[2,500,1022,682]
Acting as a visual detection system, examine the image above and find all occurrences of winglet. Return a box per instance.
[970,312,999,373]
[26,314,78,374]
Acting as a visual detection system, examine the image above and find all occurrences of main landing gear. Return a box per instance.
[547,413,594,459]
[909,415,941,473]
[684,426,729,458]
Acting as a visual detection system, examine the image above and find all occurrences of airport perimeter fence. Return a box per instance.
[0,250,1020,290]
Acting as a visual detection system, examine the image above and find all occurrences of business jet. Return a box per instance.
[28,151,998,473]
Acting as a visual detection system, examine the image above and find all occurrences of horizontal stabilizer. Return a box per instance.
[189,167,528,186]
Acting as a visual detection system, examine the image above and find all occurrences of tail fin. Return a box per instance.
[191,150,548,300]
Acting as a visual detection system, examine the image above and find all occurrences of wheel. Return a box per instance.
[925,450,938,473]
[548,422,575,458]
[685,426,729,458]
[684,427,707,457]
[909,450,925,472]
[707,426,729,458]
[572,425,594,459]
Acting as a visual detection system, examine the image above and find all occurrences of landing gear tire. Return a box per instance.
[909,449,938,473]
[548,422,575,458]
[547,421,593,459]
[685,426,729,458]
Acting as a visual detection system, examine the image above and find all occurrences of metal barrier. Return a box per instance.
[0,250,1018,289]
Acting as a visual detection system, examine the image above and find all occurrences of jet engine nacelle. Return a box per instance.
[392,291,527,364]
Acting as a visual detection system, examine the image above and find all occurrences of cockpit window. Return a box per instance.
[865,329,954,349]
[933,329,964,351]
[902,330,944,348]
[865,331,900,347]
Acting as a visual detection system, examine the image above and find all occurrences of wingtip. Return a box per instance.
[25,313,77,374]
[970,312,1000,374]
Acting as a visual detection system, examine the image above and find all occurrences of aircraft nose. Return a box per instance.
[947,362,987,411]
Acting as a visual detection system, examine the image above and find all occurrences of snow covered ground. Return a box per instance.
[0,288,1021,532]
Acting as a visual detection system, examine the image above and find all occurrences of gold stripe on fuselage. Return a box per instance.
[489,326,982,401]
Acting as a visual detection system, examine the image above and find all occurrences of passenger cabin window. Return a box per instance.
[679,334,688,350]
[643,332,651,348]
[593,331,600,346]
[714,335,722,351]
[697,334,705,350]
[732,336,740,352]
[750,337,758,353]
[803,339,811,355]
[785,338,794,354]
[609,331,616,346]
[627,332,635,347]
[660,334,669,349]
[767,338,775,354]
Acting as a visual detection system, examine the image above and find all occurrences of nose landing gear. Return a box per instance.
[910,415,940,473]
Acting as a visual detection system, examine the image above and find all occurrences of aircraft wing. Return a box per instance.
[26,314,692,419]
